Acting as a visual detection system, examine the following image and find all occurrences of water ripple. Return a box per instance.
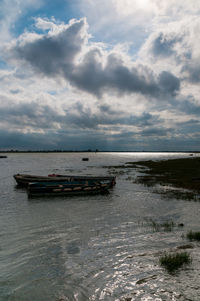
[1,152,200,300]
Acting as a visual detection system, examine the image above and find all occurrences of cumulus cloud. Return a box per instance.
[151,33,181,59]
[0,99,59,130]
[0,91,199,151]
[6,17,180,98]
[140,15,200,86]
[177,98,200,116]
[67,102,162,129]
[10,18,87,76]
[158,71,180,96]
[1,1,200,151]
[140,126,173,137]
[0,93,162,135]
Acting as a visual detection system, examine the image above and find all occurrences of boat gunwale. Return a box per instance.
[14,173,116,187]
[28,185,110,197]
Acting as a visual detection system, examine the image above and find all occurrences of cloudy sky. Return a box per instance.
[0,0,200,151]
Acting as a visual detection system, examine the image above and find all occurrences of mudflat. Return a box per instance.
[130,157,200,193]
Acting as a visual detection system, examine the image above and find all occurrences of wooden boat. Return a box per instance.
[0,155,7,158]
[27,181,110,197]
[13,173,116,187]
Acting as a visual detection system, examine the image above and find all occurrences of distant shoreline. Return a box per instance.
[0,150,199,153]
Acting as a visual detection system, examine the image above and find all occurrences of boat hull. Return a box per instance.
[14,174,116,187]
[28,182,110,197]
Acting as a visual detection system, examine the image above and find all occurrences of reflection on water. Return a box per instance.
[0,152,200,300]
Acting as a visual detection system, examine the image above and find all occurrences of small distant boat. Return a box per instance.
[27,181,110,197]
[82,158,89,161]
[13,173,116,188]
[0,155,7,158]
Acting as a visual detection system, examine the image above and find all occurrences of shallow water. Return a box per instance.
[0,152,200,301]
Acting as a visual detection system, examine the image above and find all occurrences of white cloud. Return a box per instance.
[1,0,200,150]
[0,0,43,43]
[4,18,181,100]
[78,0,200,53]
[138,15,200,87]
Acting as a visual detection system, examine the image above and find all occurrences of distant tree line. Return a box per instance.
[0,149,100,153]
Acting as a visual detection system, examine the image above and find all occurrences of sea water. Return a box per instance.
[0,152,200,301]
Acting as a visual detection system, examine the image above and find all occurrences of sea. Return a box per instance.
[0,152,200,301]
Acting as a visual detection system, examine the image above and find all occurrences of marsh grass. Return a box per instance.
[187,231,200,241]
[130,158,200,194]
[156,189,197,201]
[159,252,192,273]
[104,157,200,200]
[150,219,175,232]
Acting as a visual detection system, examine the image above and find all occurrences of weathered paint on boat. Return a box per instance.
[28,181,110,197]
[14,173,116,187]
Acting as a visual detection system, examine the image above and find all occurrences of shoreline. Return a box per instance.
[0,150,200,153]
[108,157,200,200]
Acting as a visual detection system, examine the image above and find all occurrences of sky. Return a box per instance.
[0,0,200,151]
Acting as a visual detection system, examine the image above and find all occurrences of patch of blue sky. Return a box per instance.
[88,22,149,59]
[48,90,57,96]
[0,58,12,70]
[11,0,82,37]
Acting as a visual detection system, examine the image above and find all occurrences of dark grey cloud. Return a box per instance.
[1,124,199,151]
[0,95,199,151]
[166,94,200,116]
[68,51,180,98]
[0,99,62,129]
[7,18,180,98]
[0,130,56,150]
[98,103,117,115]
[149,31,191,66]
[182,63,200,83]
[149,30,200,85]
[140,127,173,137]
[3,93,200,152]
[0,95,162,134]
[151,33,180,58]
[0,128,133,151]
[9,89,21,94]
[11,19,86,77]
[67,102,162,129]
[177,119,200,135]
[158,71,180,96]
[177,98,200,115]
